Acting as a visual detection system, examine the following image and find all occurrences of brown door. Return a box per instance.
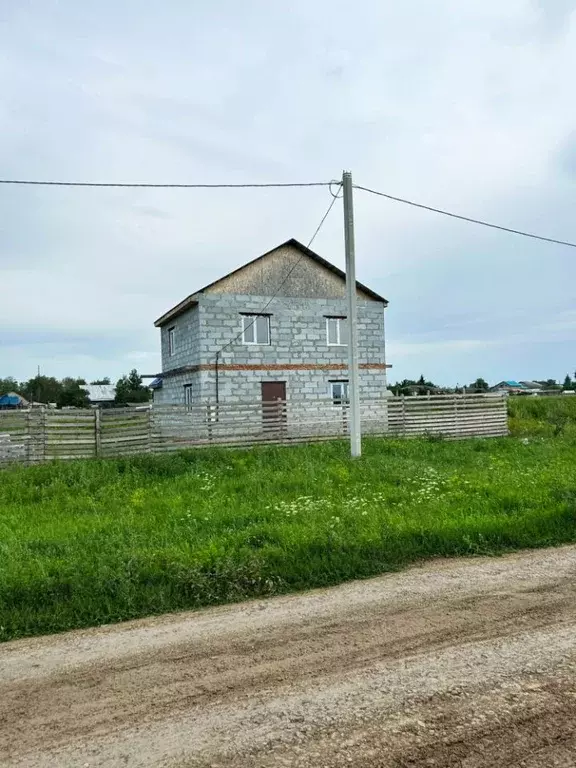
[261,381,286,431]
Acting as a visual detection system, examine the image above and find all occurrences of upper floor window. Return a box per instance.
[326,316,348,346]
[242,314,270,345]
[168,326,176,356]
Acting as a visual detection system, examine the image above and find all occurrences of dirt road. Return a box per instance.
[3,546,576,767]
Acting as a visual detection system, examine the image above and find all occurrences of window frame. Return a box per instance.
[183,383,194,409]
[241,314,271,345]
[330,380,349,405]
[168,326,176,356]
[325,316,348,346]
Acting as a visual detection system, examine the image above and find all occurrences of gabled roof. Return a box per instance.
[154,238,388,327]
[492,380,526,389]
[82,384,116,402]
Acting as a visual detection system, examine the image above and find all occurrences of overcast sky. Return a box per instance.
[1,0,575,386]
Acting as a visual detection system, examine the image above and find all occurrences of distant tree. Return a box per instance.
[115,376,130,404]
[563,374,572,390]
[417,375,437,394]
[389,379,415,396]
[541,379,562,390]
[115,369,150,405]
[57,378,90,409]
[0,377,20,395]
[469,377,489,392]
[21,375,63,404]
[90,377,111,385]
[128,369,143,390]
[390,377,438,396]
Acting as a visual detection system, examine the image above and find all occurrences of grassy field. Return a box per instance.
[2,402,576,641]
[509,394,576,437]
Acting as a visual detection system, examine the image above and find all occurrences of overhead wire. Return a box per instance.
[3,173,574,247]
[0,179,331,189]
[353,184,576,249]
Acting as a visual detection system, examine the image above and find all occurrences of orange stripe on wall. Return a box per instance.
[161,362,391,378]
[209,363,390,372]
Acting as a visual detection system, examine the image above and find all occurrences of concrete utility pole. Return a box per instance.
[342,170,361,457]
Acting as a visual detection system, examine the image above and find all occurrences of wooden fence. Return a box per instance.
[0,394,507,465]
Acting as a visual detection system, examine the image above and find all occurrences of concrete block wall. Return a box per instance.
[160,304,201,373]
[157,292,387,406]
[197,293,386,369]
[154,370,202,405]
[200,367,386,404]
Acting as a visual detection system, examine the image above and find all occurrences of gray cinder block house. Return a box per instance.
[153,239,389,407]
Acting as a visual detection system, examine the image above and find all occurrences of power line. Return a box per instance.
[6,172,574,248]
[217,186,341,358]
[0,179,331,189]
[353,184,576,249]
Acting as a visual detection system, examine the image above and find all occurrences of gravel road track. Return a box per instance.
[3,545,576,766]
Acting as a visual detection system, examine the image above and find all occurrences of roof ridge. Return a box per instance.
[154,239,387,327]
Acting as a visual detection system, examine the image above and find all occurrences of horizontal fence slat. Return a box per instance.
[101,428,149,438]
[0,395,507,465]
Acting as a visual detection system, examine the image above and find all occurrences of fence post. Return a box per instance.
[207,402,213,442]
[41,407,47,463]
[278,398,287,441]
[26,409,32,465]
[94,408,102,458]
[147,407,153,453]
[454,394,459,436]
[401,395,406,436]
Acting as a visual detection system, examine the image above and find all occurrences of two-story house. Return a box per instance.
[153,239,389,407]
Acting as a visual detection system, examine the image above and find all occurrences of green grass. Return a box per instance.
[509,395,576,438]
[2,427,576,642]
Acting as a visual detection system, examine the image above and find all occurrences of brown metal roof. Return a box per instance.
[154,238,388,327]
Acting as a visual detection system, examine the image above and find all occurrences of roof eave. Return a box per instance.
[154,295,200,327]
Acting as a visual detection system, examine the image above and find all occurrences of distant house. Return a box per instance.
[0,392,29,410]
[81,384,116,406]
[519,381,543,392]
[153,238,389,407]
[490,381,527,394]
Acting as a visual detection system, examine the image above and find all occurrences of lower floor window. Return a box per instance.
[184,384,194,409]
[330,380,349,404]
